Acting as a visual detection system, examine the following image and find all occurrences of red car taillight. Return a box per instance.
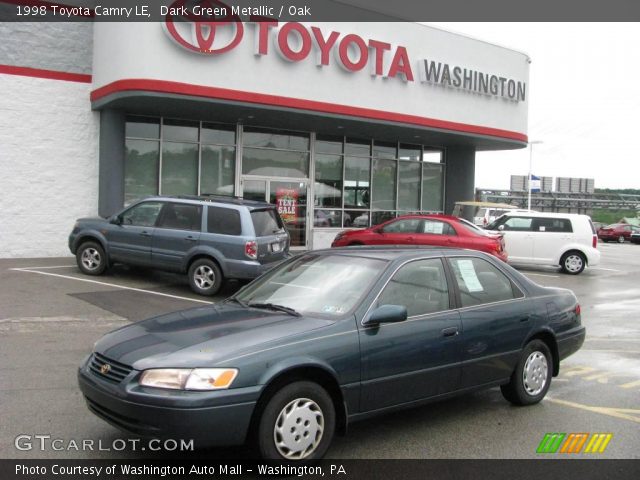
[575,304,581,316]
[592,235,597,248]
[245,240,257,260]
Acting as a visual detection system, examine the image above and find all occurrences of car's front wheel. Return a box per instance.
[76,241,107,275]
[501,339,553,406]
[617,235,625,243]
[257,381,335,460]
[560,251,586,274]
[188,258,223,296]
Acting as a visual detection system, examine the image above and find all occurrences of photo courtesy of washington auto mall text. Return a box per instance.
[1,0,640,480]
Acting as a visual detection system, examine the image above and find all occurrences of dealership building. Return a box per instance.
[0,16,529,257]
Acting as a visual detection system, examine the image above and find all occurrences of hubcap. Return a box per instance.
[523,351,548,396]
[81,248,101,270]
[564,255,583,273]
[274,397,324,460]
[618,236,625,243]
[193,265,215,289]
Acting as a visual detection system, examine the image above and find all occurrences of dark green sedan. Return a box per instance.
[78,247,585,460]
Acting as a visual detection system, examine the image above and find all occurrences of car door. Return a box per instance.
[530,217,573,265]
[446,256,532,388]
[491,216,534,264]
[414,218,458,247]
[108,201,164,265]
[374,218,423,245]
[151,202,203,271]
[359,258,462,411]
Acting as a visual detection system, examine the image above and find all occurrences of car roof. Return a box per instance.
[500,211,589,219]
[143,195,275,210]
[395,213,461,222]
[309,245,489,261]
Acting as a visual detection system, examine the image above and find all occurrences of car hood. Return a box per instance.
[95,304,335,370]
[76,216,109,226]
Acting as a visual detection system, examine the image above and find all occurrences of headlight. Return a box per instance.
[139,368,238,390]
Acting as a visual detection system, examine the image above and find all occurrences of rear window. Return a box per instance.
[207,206,241,235]
[588,220,597,234]
[251,209,284,236]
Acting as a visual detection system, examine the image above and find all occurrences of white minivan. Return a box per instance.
[486,212,600,274]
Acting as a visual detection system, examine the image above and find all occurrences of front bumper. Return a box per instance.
[78,360,260,447]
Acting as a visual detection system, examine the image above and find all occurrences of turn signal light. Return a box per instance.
[245,240,258,259]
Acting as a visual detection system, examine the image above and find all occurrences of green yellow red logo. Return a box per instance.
[537,433,613,454]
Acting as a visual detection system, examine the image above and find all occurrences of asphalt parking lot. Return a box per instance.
[0,243,638,459]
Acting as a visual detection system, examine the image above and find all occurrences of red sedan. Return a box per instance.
[597,223,639,243]
[331,214,508,262]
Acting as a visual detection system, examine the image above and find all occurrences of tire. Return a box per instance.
[76,241,107,276]
[617,235,625,243]
[501,339,553,406]
[256,381,335,461]
[560,251,586,275]
[187,258,223,296]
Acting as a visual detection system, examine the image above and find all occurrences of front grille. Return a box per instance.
[89,352,133,383]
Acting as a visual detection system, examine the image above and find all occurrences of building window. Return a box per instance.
[242,126,309,178]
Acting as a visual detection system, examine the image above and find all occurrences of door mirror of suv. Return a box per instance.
[498,225,505,231]
[109,215,122,225]
[363,305,408,327]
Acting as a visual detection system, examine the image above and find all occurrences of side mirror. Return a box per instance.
[498,225,505,231]
[373,227,383,234]
[363,304,407,327]
[109,215,122,225]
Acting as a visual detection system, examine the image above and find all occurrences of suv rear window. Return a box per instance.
[207,206,241,235]
[251,209,284,236]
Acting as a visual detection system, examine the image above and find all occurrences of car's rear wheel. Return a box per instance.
[617,235,625,243]
[76,241,107,275]
[501,339,552,406]
[188,258,222,296]
[560,251,586,274]
[256,381,335,460]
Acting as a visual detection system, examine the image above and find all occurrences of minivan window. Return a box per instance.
[251,209,284,236]
[531,217,573,233]
[448,257,520,307]
[207,206,241,235]
[157,203,202,231]
[491,216,533,232]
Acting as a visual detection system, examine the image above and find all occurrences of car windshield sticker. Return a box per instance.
[457,259,484,292]
[424,221,444,234]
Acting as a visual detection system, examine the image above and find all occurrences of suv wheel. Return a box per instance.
[501,339,552,406]
[188,258,222,296]
[256,381,335,460]
[560,251,586,275]
[617,235,625,243]
[76,241,107,275]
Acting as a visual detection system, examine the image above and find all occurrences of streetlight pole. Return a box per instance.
[528,140,543,211]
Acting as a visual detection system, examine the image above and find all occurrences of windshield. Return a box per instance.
[235,254,388,317]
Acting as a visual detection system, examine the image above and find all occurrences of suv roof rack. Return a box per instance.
[166,194,273,207]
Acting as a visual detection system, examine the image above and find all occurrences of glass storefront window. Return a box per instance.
[125,116,159,139]
[344,156,370,209]
[315,210,342,228]
[422,162,444,212]
[200,145,235,196]
[423,148,443,163]
[163,119,199,143]
[124,139,159,204]
[345,138,371,156]
[201,123,235,145]
[398,161,421,210]
[399,144,421,161]
[315,135,343,154]
[315,154,343,208]
[372,158,397,210]
[161,142,198,195]
[242,148,309,178]
[372,211,396,226]
[243,127,309,151]
[345,210,369,228]
[373,141,397,159]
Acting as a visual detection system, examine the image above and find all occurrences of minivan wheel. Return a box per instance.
[560,251,586,275]
[257,381,335,461]
[617,235,625,243]
[76,241,107,275]
[188,258,222,296]
[501,339,552,406]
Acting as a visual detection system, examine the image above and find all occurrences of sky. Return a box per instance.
[428,23,640,190]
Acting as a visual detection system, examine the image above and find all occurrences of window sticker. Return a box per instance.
[424,221,444,234]
[457,259,484,292]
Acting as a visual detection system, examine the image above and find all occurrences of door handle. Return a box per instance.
[140,231,151,237]
[441,327,459,337]
[185,236,197,242]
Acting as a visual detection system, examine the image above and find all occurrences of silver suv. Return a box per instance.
[69,196,290,295]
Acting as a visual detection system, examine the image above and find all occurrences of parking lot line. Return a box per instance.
[546,397,640,424]
[521,272,560,278]
[590,267,623,272]
[10,267,214,305]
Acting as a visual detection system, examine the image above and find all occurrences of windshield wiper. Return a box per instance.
[248,302,301,317]
[225,297,248,308]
